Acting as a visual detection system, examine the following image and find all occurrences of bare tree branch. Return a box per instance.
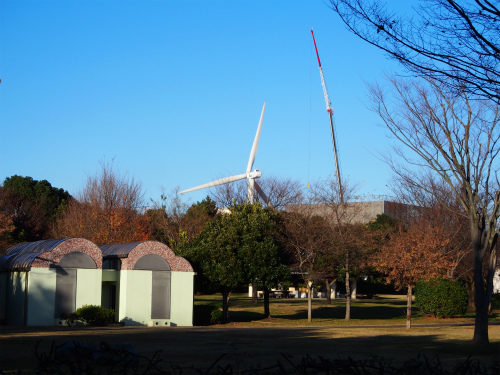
[331,0,500,101]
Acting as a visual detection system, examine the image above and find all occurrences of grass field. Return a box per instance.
[1,294,499,373]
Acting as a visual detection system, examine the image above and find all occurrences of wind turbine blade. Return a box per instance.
[255,181,273,208]
[180,173,247,194]
[246,103,266,173]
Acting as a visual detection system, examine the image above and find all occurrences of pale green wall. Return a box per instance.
[117,270,127,323]
[3,266,194,327]
[118,270,194,327]
[119,270,153,325]
[27,268,56,326]
[23,268,101,326]
[76,268,102,309]
[6,272,27,325]
[170,272,194,326]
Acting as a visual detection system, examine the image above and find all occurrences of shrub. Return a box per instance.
[193,304,222,325]
[491,293,500,309]
[75,305,115,326]
[210,307,223,325]
[59,312,78,326]
[415,277,468,318]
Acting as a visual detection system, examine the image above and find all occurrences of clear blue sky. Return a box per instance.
[1,0,408,206]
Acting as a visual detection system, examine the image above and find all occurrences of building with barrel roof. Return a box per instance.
[0,239,194,326]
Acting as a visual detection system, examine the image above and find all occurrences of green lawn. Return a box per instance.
[196,293,499,326]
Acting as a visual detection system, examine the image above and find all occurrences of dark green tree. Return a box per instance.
[181,203,287,322]
[235,204,289,318]
[0,175,70,245]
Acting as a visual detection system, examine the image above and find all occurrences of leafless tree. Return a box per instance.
[148,187,189,248]
[211,175,304,210]
[55,160,149,244]
[309,176,371,321]
[331,0,500,102]
[148,188,218,249]
[281,202,333,322]
[368,76,499,344]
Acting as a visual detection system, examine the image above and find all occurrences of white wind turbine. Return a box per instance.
[180,103,270,205]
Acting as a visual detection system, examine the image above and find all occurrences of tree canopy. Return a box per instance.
[373,220,454,328]
[0,175,70,247]
[180,203,288,321]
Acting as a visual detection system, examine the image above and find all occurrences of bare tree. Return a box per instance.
[149,190,218,249]
[211,175,304,210]
[331,0,500,101]
[148,187,190,248]
[281,202,333,322]
[368,77,499,344]
[55,160,149,244]
[309,176,372,320]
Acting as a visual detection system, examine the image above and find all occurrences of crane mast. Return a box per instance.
[311,29,344,203]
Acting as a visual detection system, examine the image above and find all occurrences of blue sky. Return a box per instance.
[1,0,408,206]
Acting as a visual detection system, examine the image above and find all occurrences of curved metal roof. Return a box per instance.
[100,242,143,258]
[1,239,69,271]
[3,239,68,255]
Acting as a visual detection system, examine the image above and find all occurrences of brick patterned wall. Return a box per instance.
[121,241,193,272]
[31,238,103,269]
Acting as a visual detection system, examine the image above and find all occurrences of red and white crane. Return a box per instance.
[311,29,344,203]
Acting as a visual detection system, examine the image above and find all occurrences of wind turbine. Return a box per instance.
[180,103,270,205]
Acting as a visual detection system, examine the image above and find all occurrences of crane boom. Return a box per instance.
[311,30,333,115]
[311,29,344,203]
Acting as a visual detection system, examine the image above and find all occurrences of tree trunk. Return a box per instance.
[471,222,497,345]
[406,285,412,330]
[221,289,230,324]
[472,240,489,344]
[263,285,270,318]
[325,279,336,305]
[345,252,351,321]
[308,282,313,322]
[252,281,258,304]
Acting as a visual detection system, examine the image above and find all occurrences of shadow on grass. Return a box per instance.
[224,298,412,322]
[2,326,498,373]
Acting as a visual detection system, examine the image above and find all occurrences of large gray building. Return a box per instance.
[289,200,415,224]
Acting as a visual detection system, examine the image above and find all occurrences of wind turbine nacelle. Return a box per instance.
[247,170,262,179]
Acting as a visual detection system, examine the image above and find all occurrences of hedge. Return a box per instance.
[414,277,468,318]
